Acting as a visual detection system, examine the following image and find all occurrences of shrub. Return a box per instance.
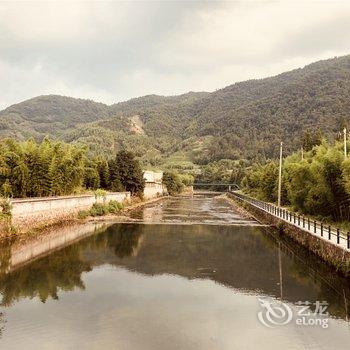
[81,200,125,218]
[94,189,108,200]
[0,198,15,234]
[78,210,90,219]
[0,199,12,218]
[108,200,120,214]
[90,203,109,216]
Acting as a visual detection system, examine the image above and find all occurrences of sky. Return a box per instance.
[1,0,350,110]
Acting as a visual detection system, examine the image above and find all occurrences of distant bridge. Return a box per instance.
[193,183,239,191]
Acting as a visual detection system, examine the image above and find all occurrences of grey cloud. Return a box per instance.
[0,1,349,109]
[274,13,350,58]
[0,2,218,94]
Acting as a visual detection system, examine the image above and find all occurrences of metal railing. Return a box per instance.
[230,192,350,252]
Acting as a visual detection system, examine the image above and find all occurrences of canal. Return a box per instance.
[0,194,349,349]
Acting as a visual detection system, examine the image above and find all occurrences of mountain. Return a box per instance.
[0,95,113,139]
[189,55,350,161]
[1,55,350,166]
[110,92,209,138]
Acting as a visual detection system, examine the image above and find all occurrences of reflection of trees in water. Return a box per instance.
[0,312,4,338]
[0,224,144,308]
[106,224,144,258]
[285,256,350,318]
[0,221,349,321]
[266,229,350,320]
[0,245,11,274]
[0,244,91,307]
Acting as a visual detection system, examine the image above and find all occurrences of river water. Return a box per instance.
[0,194,349,349]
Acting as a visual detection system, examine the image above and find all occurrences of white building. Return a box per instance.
[143,171,165,199]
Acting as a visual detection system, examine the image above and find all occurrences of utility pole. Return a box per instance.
[278,142,283,208]
[344,127,347,159]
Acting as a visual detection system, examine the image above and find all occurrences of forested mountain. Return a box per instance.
[0,95,112,139]
[1,55,350,166]
[110,91,209,138]
[190,55,350,161]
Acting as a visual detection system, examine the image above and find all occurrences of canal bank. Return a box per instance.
[1,193,349,349]
[0,192,166,240]
[227,192,350,276]
[0,169,166,238]
[0,191,131,238]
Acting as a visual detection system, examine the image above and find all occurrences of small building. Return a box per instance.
[143,171,165,199]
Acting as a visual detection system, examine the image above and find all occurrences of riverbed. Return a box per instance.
[0,194,349,349]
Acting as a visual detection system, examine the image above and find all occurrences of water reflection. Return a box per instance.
[0,244,92,306]
[0,224,146,308]
[1,223,349,319]
[0,195,349,349]
[107,224,144,258]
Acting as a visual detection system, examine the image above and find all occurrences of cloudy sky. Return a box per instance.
[1,1,350,109]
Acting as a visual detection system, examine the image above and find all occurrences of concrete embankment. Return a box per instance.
[0,179,165,237]
[227,192,350,276]
[7,192,130,235]
[0,195,168,273]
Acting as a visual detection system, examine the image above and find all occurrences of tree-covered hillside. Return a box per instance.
[190,55,350,161]
[110,92,209,138]
[1,55,350,166]
[0,95,111,140]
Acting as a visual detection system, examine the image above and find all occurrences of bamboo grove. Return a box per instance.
[242,141,350,221]
[0,138,145,198]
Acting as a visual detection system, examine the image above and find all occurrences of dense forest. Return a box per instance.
[1,55,350,168]
[0,138,144,198]
[242,140,350,222]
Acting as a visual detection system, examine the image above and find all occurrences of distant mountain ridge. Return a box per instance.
[1,55,350,165]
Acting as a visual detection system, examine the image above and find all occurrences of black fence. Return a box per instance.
[230,192,350,251]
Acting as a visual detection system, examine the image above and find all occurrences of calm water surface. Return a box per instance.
[0,194,350,349]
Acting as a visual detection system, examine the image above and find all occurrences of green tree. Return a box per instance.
[109,150,145,195]
[1,179,13,198]
[302,129,322,152]
[241,161,278,202]
[242,141,350,220]
[84,166,100,190]
[163,171,184,195]
[96,157,110,189]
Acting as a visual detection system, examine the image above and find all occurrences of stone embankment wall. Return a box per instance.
[227,193,350,276]
[10,192,130,232]
[4,174,166,235]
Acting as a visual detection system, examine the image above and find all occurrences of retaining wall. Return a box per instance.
[9,192,130,233]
